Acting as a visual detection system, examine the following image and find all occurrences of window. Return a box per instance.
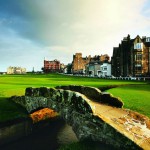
[146,37,150,42]
[134,43,143,49]
[135,66,142,71]
[103,67,107,70]
[135,54,142,61]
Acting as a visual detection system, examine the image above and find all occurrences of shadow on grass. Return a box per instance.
[59,140,116,150]
[0,97,28,124]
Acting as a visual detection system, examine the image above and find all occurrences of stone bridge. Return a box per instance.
[10,85,150,150]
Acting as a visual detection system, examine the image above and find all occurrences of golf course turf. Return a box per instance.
[0,73,149,123]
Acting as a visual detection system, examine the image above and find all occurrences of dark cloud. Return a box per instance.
[0,0,21,14]
[0,0,84,46]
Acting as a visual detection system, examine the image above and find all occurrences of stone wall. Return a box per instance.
[55,85,123,108]
[10,86,141,150]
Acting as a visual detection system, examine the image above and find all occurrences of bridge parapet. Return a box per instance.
[56,85,123,108]
[12,88,93,114]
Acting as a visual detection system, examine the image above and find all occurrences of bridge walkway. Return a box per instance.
[84,97,150,150]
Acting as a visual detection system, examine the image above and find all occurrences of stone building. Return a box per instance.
[7,66,26,74]
[43,59,61,73]
[111,35,150,77]
[72,53,91,74]
[99,54,110,62]
[72,53,110,74]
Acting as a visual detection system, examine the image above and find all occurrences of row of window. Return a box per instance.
[89,66,108,71]
[44,62,60,64]
[45,64,60,67]
[45,67,60,69]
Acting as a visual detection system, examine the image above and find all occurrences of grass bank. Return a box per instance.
[107,84,150,118]
[0,97,28,123]
[0,73,149,122]
[59,141,115,150]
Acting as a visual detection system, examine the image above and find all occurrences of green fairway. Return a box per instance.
[0,74,145,97]
[0,73,149,122]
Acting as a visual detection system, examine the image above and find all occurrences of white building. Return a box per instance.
[7,66,26,74]
[63,67,68,74]
[86,62,111,77]
[99,63,111,77]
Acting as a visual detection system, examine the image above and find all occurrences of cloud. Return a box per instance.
[0,0,150,71]
[1,0,149,46]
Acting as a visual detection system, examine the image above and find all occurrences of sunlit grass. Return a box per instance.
[0,74,144,97]
[107,84,150,118]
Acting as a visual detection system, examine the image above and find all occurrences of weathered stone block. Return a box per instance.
[39,87,50,97]
[81,86,102,101]
[32,88,40,97]
[101,92,123,108]
[25,87,34,96]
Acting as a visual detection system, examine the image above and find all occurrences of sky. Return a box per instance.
[0,0,150,72]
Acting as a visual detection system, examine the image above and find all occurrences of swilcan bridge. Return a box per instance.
[11,85,150,150]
